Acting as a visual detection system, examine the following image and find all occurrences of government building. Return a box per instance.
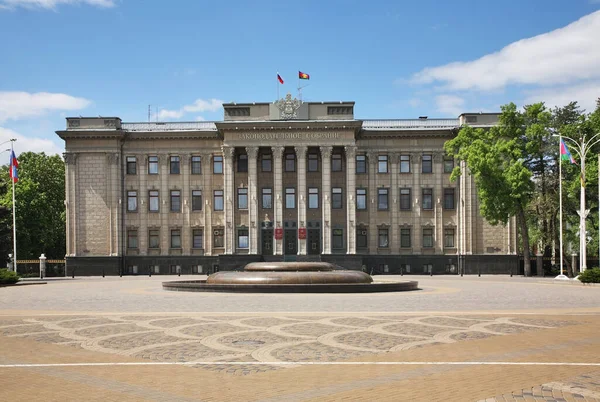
[56,95,518,276]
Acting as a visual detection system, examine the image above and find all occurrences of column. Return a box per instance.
[222,146,235,255]
[64,153,78,256]
[295,146,307,255]
[411,152,422,252]
[181,154,191,254]
[246,146,259,255]
[272,146,284,255]
[367,151,378,253]
[138,154,147,253]
[202,152,213,255]
[390,153,400,254]
[434,152,444,253]
[320,146,333,254]
[345,146,357,254]
[159,154,169,255]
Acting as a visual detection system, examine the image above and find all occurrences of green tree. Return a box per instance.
[0,152,65,259]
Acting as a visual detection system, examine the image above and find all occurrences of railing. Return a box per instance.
[362,119,460,130]
[122,122,218,132]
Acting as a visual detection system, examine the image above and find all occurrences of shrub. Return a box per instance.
[578,268,600,284]
[0,269,20,285]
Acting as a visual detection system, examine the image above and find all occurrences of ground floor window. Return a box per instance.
[170,229,181,249]
[126,265,138,274]
[401,264,410,273]
[423,228,434,248]
[400,228,411,248]
[238,228,249,249]
[444,228,455,248]
[192,228,203,249]
[356,228,368,248]
[213,228,224,248]
[150,265,160,274]
[378,228,389,248]
[379,264,389,273]
[423,264,432,274]
[148,229,160,249]
[332,229,343,249]
[192,265,203,274]
[169,265,181,274]
[127,230,138,249]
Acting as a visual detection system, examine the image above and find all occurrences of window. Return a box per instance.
[357,228,368,248]
[332,187,343,209]
[378,188,389,210]
[237,154,248,172]
[150,265,160,274]
[191,156,202,174]
[170,229,181,248]
[237,228,249,249]
[213,228,224,248]
[378,228,389,248]
[422,154,433,173]
[127,191,137,212]
[285,153,296,172]
[148,156,158,174]
[401,228,411,248]
[262,188,272,209]
[126,156,136,175]
[192,190,202,211]
[423,264,433,274]
[213,155,223,174]
[285,187,295,209]
[357,188,367,210]
[423,228,434,248]
[192,229,203,249]
[332,229,343,249]
[127,230,138,249]
[400,155,410,173]
[444,158,454,173]
[149,190,159,212]
[422,188,433,210]
[378,155,388,173]
[170,156,180,174]
[170,190,181,212]
[214,190,224,211]
[308,153,319,172]
[148,229,160,248]
[356,155,366,174]
[444,188,455,210]
[237,188,248,209]
[169,265,181,274]
[308,188,319,209]
[332,154,342,172]
[192,265,203,274]
[444,228,455,248]
[261,154,272,172]
[400,188,411,210]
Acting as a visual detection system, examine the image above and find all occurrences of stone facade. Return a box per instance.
[56,98,517,275]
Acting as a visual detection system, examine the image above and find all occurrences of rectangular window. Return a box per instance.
[148,229,160,248]
[400,188,411,210]
[422,154,433,173]
[285,153,296,172]
[423,228,434,248]
[214,190,224,211]
[444,158,454,173]
[170,156,180,174]
[127,230,138,249]
[262,188,272,209]
[191,156,202,174]
[127,191,137,212]
[150,265,160,274]
[422,188,433,210]
[237,228,249,249]
[378,228,389,248]
[308,153,319,172]
[401,228,411,248]
[332,229,343,249]
[237,188,248,210]
[192,190,202,211]
[213,155,223,174]
[169,265,181,274]
[357,188,367,210]
[148,156,158,174]
[356,155,366,174]
[192,265,203,274]
[423,264,433,274]
[332,154,342,172]
[261,154,272,172]
[444,188,455,210]
[378,188,389,210]
[170,229,181,248]
[400,155,410,173]
[444,228,455,248]
[378,155,388,173]
[308,187,319,209]
[192,229,203,249]
[357,228,368,248]
[148,190,159,212]
[285,187,296,209]
[237,154,248,172]
[332,187,343,209]
[126,156,136,175]
[170,190,181,212]
[213,228,224,248]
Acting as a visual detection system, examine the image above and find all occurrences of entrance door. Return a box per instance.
[308,229,321,255]
[284,229,298,255]
[261,229,273,255]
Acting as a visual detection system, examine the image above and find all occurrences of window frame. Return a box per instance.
[400,228,411,248]
[237,154,248,173]
[356,188,367,210]
[127,190,137,212]
[400,154,410,173]
[308,187,319,209]
[444,228,455,248]
[191,190,202,211]
[378,188,389,210]
[170,229,182,249]
[170,156,180,175]
[148,156,159,175]
[356,154,367,174]
[126,156,137,175]
[332,228,344,249]
[332,187,343,209]
[285,187,296,209]
[127,229,138,249]
[192,228,204,249]
[444,188,455,210]
[170,190,181,212]
[148,190,159,212]
[262,187,272,209]
[261,153,272,172]
[331,153,343,172]
[191,156,202,175]
[378,228,389,248]
[308,153,319,172]
[148,229,160,249]
[422,188,433,210]
[356,228,368,248]
[444,158,454,173]
[214,190,224,211]
[285,153,296,172]
[377,155,388,173]
[422,228,434,248]
[422,154,433,174]
[237,188,248,210]
[213,228,224,248]
[400,188,411,211]
[213,155,223,174]
[237,228,249,249]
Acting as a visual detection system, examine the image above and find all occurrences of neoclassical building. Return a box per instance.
[57,95,518,275]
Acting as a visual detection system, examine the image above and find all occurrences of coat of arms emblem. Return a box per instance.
[275,93,301,120]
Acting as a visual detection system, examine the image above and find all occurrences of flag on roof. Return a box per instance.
[560,138,576,164]
[277,73,284,84]
[298,71,310,80]
[9,150,18,183]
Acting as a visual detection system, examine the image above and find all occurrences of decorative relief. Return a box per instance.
[389,153,400,165]
[180,154,190,164]
[366,151,378,165]
[319,146,333,160]
[158,154,168,165]
[409,151,421,162]
[67,119,80,129]
[344,146,357,160]
[433,152,444,163]
[271,146,284,159]
[274,93,301,120]
[245,147,259,160]
[294,146,307,159]
[63,153,78,165]
[222,146,235,159]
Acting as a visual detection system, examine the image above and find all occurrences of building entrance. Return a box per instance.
[307,221,321,255]
[284,221,297,256]
[261,222,273,256]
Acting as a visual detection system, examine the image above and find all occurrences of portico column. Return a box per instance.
[272,146,284,255]
[246,147,259,255]
[320,146,333,254]
[295,146,308,255]
[222,146,235,254]
[345,146,357,254]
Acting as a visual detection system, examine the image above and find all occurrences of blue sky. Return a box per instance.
[1,0,600,155]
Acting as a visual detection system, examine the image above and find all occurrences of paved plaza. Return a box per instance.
[1,275,599,401]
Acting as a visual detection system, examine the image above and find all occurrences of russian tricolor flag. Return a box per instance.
[9,150,18,183]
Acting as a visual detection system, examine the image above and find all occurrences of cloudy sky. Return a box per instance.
[1,0,599,155]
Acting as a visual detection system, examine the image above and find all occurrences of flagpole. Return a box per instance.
[276,71,280,101]
[10,139,17,273]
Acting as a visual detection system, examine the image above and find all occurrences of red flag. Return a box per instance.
[298,71,310,80]
[9,150,18,183]
[277,74,284,84]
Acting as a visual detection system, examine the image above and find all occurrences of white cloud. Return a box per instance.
[435,95,465,116]
[156,109,184,120]
[0,91,91,123]
[524,82,600,112]
[158,98,223,121]
[195,116,205,121]
[0,0,114,10]
[0,126,63,156]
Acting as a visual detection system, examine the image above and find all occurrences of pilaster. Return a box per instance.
[159,154,169,255]
[345,146,357,254]
[272,146,284,255]
[411,152,422,252]
[320,146,333,254]
[367,151,378,253]
[390,153,400,254]
[181,154,191,255]
[246,147,259,255]
[64,153,78,256]
[223,146,235,254]
[295,146,308,255]
[138,154,148,253]
[202,152,213,255]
